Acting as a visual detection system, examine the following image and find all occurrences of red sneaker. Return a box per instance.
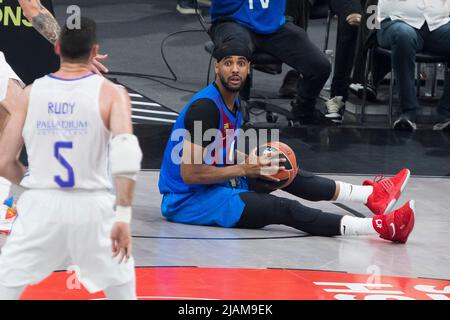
[364,169,410,215]
[372,200,415,243]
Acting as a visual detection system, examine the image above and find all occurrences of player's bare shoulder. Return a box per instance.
[100,78,131,110]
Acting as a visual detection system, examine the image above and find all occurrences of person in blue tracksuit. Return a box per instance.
[209,0,331,124]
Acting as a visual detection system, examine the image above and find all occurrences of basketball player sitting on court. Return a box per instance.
[158,43,415,243]
[0,17,142,300]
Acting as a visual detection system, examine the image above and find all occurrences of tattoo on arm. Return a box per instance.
[23,0,61,44]
[31,11,61,44]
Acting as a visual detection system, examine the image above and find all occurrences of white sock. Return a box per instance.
[104,277,136,300]
[340,215,377,236]
[0,284,25,300]
[0,177,11,202]
[336,181,373,204]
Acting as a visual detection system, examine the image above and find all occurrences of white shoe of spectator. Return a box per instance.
[176,0,200,15]
[325,96,345,124]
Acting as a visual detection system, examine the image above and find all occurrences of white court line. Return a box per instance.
[131,115,176,123]
[131,101,161,107]
[128,93,143,98]
[132,108,178,116]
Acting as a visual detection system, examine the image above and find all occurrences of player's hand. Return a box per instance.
[244,148,286,181]
[111,222,132,264]
[346,13,362,26]
[89,53,109,75]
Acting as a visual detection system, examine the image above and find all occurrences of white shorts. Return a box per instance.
[0,51,24,103]
[0,189,135,293]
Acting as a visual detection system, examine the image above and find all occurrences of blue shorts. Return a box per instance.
[161,180,249,228]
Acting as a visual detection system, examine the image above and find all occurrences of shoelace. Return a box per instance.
[325,98,342,113]
[373,175,395,193]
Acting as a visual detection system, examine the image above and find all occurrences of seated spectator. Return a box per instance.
[278,0,314,99]
[377,0,450,130]
[324,0,364,123]
[280,0,367,124]
[209,0,331,124]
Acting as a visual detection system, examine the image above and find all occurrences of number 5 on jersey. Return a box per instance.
[54,141,75,188]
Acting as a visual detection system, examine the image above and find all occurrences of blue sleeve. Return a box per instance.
[211,0,246,20]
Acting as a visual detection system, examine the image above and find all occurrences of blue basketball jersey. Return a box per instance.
[158,84,249,227]
[211,0,286,34]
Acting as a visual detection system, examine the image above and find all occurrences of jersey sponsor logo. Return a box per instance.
[0,1,33,28]
[36,120,88,136]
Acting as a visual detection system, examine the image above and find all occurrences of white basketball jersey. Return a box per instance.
[21,73,113,190]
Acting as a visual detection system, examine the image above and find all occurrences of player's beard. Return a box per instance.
[219,73,244,93]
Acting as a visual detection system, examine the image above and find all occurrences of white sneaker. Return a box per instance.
[325,96,345,123]
[176,2,200,15]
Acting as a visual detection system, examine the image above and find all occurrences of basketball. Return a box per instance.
[257,141,298,189]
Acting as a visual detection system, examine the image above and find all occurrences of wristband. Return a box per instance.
[115,206,132,224]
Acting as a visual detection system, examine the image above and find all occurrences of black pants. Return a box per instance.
[210,21,331,110]
[330,14,359,101]
[236,171,343,237]
[329,3,391,100]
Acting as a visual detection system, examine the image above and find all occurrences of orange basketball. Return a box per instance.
[258,141,298,189]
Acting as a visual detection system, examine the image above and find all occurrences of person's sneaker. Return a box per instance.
[325,96,345,123]
[364,169,410,215]
[176,0,200,14]
[279,70,300,98]
[433,110,450,131]
[0,197,17,236]
[349,82,377,102]
[393,115,417,130]
[372,200,415,243]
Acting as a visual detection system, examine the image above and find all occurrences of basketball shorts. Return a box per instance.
[0,189,135,293]
[161,178,250,227]
[0,51,24,103]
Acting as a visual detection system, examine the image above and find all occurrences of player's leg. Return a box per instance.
[236,191,373,237]
[70,192,136,300]
[251,168,411,215]
[0,284,25,300]
[235,191,415,243]
[0,190,69,299]
[104,272,136,300]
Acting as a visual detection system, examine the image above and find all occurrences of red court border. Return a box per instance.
[20,267,450,300]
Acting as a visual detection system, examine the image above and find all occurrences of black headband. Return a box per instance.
[213,42,252,62]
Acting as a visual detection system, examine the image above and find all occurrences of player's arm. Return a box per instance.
[106,83,142,263]
[180,99,282,185]
[0,84,28,185]
[181,140,283,184]
[19,0,61,44]
[18,0,109,74]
